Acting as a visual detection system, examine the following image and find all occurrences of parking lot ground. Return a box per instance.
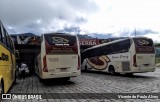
[2,67,160,102]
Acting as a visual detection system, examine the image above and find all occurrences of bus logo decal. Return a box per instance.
[138,40,149,45]
[86,55,110,70]
[52,37,69,44]
[0,53,9,61]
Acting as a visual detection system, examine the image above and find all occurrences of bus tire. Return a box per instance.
[0,80,4,101]
[109,65,115,75]
[126,73,133,76]
[39,77,44,82]
[62,77,70,81]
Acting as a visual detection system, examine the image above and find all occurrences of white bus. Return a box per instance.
[35,33,81,81]
[81,37,155,75]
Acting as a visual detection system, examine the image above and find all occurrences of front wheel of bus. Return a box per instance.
[109,66,115,75]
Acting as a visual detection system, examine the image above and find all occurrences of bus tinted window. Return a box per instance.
[83,39,131,58]
[106,39,131,54]
[44,34,76,46]
[0,25,2,42]
[10,38,14,52]
[1,26,6,45]
[6,32,11,49]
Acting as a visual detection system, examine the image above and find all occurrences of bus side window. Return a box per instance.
[1,26,6,45]
[89,49,97,58]
[15,50,20,59]
[95,47,103,56]
[85,49,93,58]
[116,39,131,53]
[10,38,14,52]
[0,25,2,42]
[100,46,108,55]
[4,29,11,49]
[106,44,114,54]
[6,34,11,50]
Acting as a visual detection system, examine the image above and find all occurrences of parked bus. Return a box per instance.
[81,37,155,75]
[0,20,16,98]
[35,33,81,81]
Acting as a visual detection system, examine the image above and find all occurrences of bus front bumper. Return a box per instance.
[129,67,155,73]
[41,71,81,79]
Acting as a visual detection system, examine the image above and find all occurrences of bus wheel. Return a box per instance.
[126,73,133,76]
[109,66,115,75]
[63,77,70,81]
[66,77,70,81]
[0,82,4,101]
[39,78,44,82]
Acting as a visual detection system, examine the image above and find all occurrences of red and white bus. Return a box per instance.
[81,37,155,75]
[35,33,81,81]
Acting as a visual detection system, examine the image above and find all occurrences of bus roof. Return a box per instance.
[83,37,152,52]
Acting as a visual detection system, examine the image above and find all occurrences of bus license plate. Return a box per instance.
[60,68,67,72]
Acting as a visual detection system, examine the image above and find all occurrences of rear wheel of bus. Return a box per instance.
[62,77,70,81]
[109,65,115,75]
[126,73,133,76]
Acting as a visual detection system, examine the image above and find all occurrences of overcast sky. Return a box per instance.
[0,0,160,42]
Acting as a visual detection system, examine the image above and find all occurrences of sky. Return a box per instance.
[0,0,160,43]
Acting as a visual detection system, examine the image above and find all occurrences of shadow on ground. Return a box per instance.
[82,70,157,79]
[38,77,75,86]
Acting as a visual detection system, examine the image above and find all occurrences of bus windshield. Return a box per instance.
[44,34,78,54]
[133,38,155,53]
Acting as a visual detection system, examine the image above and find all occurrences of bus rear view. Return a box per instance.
[38,33,81,80]
[132,37,155,72]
